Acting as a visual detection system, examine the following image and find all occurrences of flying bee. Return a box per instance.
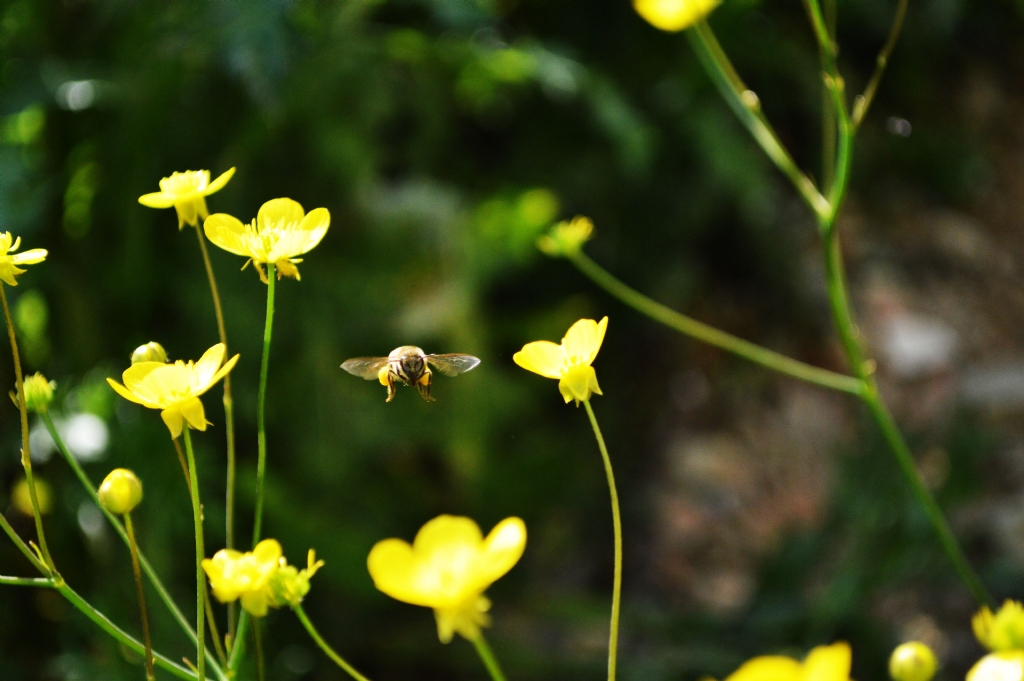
[341,346,481,402]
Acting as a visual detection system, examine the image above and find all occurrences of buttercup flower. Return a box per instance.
[633,0,720,32]
[723,643,851,681]
[536,215,593,258]
[98,468,143,515]
[203,198,330,283]
[269,549,325,608]
[107,342,239,438]
[138,168,236,229]
[0,233,46,286]
[514,317,607,405]
[203,539,282,617]
[890,642,938,681]
[974,601,1024,652]
[968,652,1024,681]
[367,515,526,643]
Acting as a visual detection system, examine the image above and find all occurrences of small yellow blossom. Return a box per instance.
[18,372,54,413]
[203,539,282,617]
[367,515,526,643]
[0,233,46,286]
[107,342,239,439]
[723,643,851,681]
[513,317,607,405]
[203,198,330,283]
[974,601,1024,652]
[634,0,720,32]
[131,341,168,365]
[890,642,938,681]
[138,168,236,229]
[537,215,593,257]
[98,468,143,515]
[269,549,325,608]
[968,652,1024,681]
[12,477,51,516]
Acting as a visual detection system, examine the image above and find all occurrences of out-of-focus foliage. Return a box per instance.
[1,0,1023,679]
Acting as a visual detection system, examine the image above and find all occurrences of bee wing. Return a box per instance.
[341,357,390,380]
[425,354,481,377]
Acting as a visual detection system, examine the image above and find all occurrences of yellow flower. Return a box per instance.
[107,342,239,439]
[269,549,325,608]
[18,372,54,413]
[889,642,938,681]
[974,601,1024,652]
[203,198,330,283]
[138,168,235,229]
[367,515,526,643]
[0,233,46,286]
[537,215,594,258]
[724,643,851,681]
[634,0,720,32]
[203,539,282,617]
[513,317,607,405]
[968,652,1024,681]
[98,468,144,515]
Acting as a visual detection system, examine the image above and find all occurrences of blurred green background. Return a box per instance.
[1,0,1023,679]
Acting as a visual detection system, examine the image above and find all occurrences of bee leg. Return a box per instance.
[416,371,435,402]
[385,372,398,403]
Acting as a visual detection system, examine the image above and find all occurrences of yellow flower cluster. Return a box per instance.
[970,601,1024,681]
[203,539,324,617]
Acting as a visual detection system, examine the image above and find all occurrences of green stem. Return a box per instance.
[252,262,276,546]
[41,413,227,680]
[0,283,53,570]
[253,616,265,681]
[583,400,621,681]
[293,603,371,681]
[0,505,49,573]
[0,575,53,587]
[183,428,206,681]
[852,0,910,127]
[471,634,508,681]
[568,251,863,395]
[125,513,156,681]
[686,20,830,221]
[228,611,249,672]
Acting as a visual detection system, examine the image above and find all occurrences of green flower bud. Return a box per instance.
[19,373,54,413]
[269,549,324,608]
[537,216,594,257]
[131,341,167,365]
[890,642,938,681]
[98,468,143,515]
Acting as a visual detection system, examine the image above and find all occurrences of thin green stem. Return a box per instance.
[583,400,621,681]
[471,634,508,681]
[0,506,49,573]
[228,611,249,672]
[174,437,193,493]
[204,582,227,667]
[252,262,276,546]
[253,616,265,681]
[41,413,227,680]
[568,251,863,395]
[183,428,206,681]
[293,603,371,681]
[0,575,52,587]
[852,0,910,127]
[125,513,156,681]
[0,283,53,570]
[821,0,837,190]
[686,20,830,221]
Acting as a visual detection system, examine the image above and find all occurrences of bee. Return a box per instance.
[341,346,481,402]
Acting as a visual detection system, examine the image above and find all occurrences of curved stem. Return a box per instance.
[293,603,371,681]
[569,251,863,395]
[471,634,507,681]
[125,513,156,680]
[252,263,276,546]
[583,400,621,681]
[41,413,227,680]
[182,429,206,681]
[852,0,910,127]
[0,283,53,570]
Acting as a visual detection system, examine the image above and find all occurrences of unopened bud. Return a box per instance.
[537,215,594,258]
[98,468,143,514]
[890,642,938,681]
[131,342,167,365]
[18,373,54,413]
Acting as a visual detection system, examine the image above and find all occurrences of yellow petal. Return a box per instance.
[275,260,301,280]
[107,378,146,406]
[161,407,184,439]
[204,213,254,257]
[474,517,526,589]
[121,361,165,393]
[253,539,283,566]
[414,514,483,555]
[10,249,47,266]
[193,343,227,388]
[633,0,720,32]
[208,354,240,391]
[203,167,236,195]
[241,591,271,618]
[174,199,202,228]
[802,643,851,681]
[559,365,598,404]
[968,652,1024,681]
[513,341,565,379]
[258,198,305,230]
[0,264,23,286]
[726,657,803,681]
[293,207,330,255]
[367,538,435,607]
[563,317,607,365]
[179,397,208,431]
[139,192,176,208]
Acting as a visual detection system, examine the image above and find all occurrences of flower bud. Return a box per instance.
[131,341,167,365]
[98,468,143,514]
[536,216,593,258]
[269,549,324,608]
[19,373,54,413]
[890,642,938,681]
[11,477,51,516]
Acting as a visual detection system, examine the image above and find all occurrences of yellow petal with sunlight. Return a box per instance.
[513,341,565,379]
[563,316,607,365]
[475,517,527,588]
[367,538,433,606]
[179,397,208,431]
[633,0,720,32]
[725,656,803,681]
[106,378,147,406]
[204,214,253,257]
[138,192,176,208]
[161,407,184,439]
[11,249,47,266]
[968,652,1024,681]
[193,343,227,388]
[205,167,236,195]
[803,643,851,681]
[258,198,305,229]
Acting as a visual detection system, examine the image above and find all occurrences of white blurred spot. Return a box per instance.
[880,313,958,378]
[30,413,108,464]
[886,116,912,137]
[961,361,1024,410]
[56,80,96,111]
[77,501,105,541]
[277,644,315,676]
